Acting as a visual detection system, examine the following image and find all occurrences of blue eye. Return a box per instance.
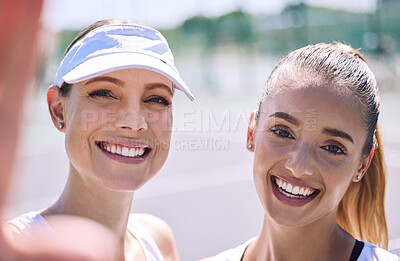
[321,145,346,155]
[88,89,116,99]
[271,127,294,139]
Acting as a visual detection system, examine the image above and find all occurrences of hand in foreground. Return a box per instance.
[0,1,118,260]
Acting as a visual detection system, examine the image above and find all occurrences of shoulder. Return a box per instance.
[201,238,256,261]
[2,212,46,246]
[359,241,400,261]
[2,222,31,246]
[129,213,179,261]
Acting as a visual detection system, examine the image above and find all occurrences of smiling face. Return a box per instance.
[56,68,173,191]
[248,83,371,227]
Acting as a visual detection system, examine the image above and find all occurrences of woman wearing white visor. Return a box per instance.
[4,19,194,261]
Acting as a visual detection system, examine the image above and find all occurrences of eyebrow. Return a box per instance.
[322,128,354,143]
[84,76,124,87]
[84,77,173,95]
[146,83,174,96]
[268,112,300,126]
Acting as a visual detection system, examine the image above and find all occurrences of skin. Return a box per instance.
[40,68,179,260]
[0,0,42,210]
[199,81,375,261]
[241,83,375,261]
[0,1,120,259]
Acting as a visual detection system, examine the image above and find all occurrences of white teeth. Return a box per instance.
[138,148,145,156]
[129,148,136,157]
[122,147,129,156]
[274,176,316,198]
[286,183,293,193]
[101,143,146,158]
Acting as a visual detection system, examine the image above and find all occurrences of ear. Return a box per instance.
[353,147,375,182]
[47,85,65,132]
[246,110,256,152]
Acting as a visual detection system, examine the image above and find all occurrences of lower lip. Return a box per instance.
[97,144,150,164]
[271,176,319,207]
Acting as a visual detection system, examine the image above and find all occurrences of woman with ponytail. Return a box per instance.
[203,43,398,260]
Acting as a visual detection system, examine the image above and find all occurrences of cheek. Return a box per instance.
[81,105,121,133]
[315,156,357,205]
[252,136,284,192]
[67,102,112,130]
[64,108,95,156]
[253,135,290,169]
[146,108,172,132]
[64,103,110,163]
[147,109,173,149]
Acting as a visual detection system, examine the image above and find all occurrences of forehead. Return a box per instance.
[73,68,172,88]
[266,78,361,113]
[260,84,366,139]
[94,68,172,84]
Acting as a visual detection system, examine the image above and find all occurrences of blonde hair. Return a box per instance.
[337,126,387,248]
[255,43,388,248]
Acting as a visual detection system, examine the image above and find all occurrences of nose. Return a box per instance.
[114,103,148,133]
[285,142,316,177]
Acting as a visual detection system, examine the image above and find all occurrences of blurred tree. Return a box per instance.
[209,10,255,47]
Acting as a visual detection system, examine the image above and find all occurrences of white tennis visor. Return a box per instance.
[54,24,194,101]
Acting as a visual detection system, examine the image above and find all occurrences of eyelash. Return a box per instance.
[270,126,295,140]
[88,90,171,107]
[270,126,347,156]
[88,89,116,99]
[144,96,171,106]
[321,144,347,156]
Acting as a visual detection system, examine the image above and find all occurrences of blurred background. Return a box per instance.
[7,0,400,260]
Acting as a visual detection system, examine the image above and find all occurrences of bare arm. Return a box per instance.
[0,1,117,260]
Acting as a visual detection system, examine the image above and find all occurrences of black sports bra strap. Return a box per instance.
[349,240,365,261]
[240,245,250,261]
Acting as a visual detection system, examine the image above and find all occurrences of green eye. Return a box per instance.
[271,127,294,139]
[321,145,346,155]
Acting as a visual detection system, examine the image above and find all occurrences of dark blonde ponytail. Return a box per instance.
[336,125,388,249]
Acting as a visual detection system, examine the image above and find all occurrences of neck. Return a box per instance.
[42,164,134,238]
[247,213,354,261]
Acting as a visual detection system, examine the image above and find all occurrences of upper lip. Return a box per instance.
[96,139,149,149]
[272,175,319,191]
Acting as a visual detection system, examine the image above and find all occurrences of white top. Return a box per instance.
[213,238,255,261]
[5,211,164,261]
[213,237,400,261]
[360,241,400,261]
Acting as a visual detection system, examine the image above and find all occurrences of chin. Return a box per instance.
[266,209,311,228]
[101,179,147,192]
[97,170,154,192]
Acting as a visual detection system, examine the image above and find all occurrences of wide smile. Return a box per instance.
[271,175,320,207]
[95,140,151,164]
